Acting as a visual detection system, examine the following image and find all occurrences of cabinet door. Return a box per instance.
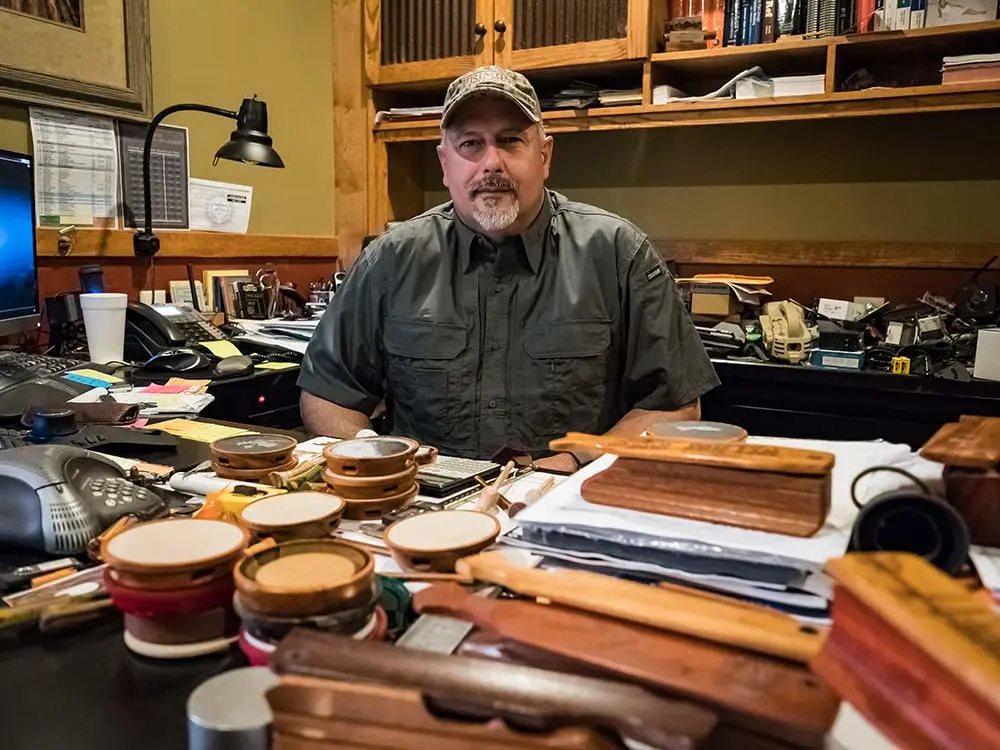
[366,0,496,86]
[493,0,654,71]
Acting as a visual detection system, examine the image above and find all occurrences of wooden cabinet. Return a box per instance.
[366,0,658,85]
[365,0,494,86]
[494,0,656,70]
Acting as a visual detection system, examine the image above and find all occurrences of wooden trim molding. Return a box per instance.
[658,240,1000,269]
[37,228,338,259]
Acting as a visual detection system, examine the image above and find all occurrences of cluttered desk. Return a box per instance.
[2,409,1000,749]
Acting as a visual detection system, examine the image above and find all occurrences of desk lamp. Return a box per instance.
[132,96,284,258]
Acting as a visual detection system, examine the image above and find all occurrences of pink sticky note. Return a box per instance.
[141,384,188,394]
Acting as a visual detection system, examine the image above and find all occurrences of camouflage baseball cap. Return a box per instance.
[441,66,543,128]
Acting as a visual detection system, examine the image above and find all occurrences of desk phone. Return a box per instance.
[150,303,227,342]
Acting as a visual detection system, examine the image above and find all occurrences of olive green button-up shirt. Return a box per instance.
[299,191,719,459]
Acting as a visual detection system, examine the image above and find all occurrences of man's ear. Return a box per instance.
[436,143,450,188]
[540,133,554,181]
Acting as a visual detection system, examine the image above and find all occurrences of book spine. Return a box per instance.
[872,0,892,31]
[751,0,763,43]
[894,0,911,30]
[909,0,925,27]
[763,0,778,40]
[724,0,740,45]
[740,0,752,44]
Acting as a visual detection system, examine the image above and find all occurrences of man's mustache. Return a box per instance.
[471,177,517,195]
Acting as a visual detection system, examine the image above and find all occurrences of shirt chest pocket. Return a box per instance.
[521,320,611,437]
[384,319,467,437]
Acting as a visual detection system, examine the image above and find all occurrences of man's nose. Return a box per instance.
[481,143,503,172]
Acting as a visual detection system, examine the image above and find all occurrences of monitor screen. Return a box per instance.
[0,149,40,336]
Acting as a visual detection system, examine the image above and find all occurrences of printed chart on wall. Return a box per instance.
[118,121,190,230]
[28,107,119,228]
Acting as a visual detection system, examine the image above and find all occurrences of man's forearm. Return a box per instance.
[300,391,371,438]
[537,401,702,472]
[606,401,701,438]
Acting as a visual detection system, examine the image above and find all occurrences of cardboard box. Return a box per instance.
[691,283,740,316]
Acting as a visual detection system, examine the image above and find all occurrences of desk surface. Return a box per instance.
[0,419,306,749]
[0,619,242,750]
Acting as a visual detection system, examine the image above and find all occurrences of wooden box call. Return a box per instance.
[269,629,718,749]
[415,584,839,749]
[550,433,834,537]
[811,552,1000,750]
[920,415,1000,546]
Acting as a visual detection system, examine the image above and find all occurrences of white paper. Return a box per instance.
[68,387,214,416]
[515,437,945,568]
[29,107,119,228]
[188,178,252,233]
[971,545,1000,593]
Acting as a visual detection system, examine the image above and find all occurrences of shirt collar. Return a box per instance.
[456,191,552,275]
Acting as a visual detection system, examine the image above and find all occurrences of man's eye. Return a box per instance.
[499,136,523,145]
[460,140,479,148]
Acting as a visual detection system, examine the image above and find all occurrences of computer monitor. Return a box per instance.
[0,148,40,336]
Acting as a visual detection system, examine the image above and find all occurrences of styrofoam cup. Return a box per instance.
[80,293,128,364]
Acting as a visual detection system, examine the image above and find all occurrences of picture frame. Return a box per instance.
[0,0,152,120]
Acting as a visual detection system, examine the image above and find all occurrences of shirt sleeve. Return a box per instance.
[297,244,385,415]
[621,238,720,412]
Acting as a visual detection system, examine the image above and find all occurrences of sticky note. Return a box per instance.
[151,418,254,444]
[200,340,243,358]
[255,361,298,370]
[63,369,124,388]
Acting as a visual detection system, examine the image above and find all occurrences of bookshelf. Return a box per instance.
[338,8,1000,262]
[374,20,1000,142]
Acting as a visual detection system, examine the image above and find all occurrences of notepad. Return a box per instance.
[150,418,254,444]
[199,340,243,358]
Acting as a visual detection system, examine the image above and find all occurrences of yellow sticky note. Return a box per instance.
[152,418,255,444]
[200,340,243,358]
[166,378,212,393]
[255,361,298,371]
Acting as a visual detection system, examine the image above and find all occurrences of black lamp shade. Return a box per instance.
[214,98,284,168]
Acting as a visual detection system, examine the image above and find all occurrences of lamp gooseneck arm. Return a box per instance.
[140,103,237,235]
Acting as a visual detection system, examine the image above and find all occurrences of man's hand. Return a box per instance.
[532,453,580,474]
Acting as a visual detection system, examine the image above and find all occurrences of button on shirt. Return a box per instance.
[299,191,720,459]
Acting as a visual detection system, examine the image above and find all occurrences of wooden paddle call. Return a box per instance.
[549,433,834,475]
[455,551,825,664]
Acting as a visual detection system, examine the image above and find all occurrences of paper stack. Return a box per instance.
[942,53,1000,86]
[508,437,945,622]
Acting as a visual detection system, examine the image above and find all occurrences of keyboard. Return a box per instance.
[0,428,27,450]
[0,352,86,391]
[417,455,503,497]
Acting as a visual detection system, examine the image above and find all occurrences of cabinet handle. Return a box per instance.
[494,19,507,34]
[474,22,487,37]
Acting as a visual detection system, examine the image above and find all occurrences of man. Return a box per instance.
[299,66,719,471]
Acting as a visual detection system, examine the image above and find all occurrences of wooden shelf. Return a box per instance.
[374,81,1000,141]
[35,228,339,259]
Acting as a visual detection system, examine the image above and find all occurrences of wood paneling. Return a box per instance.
[511,38,632,72]
[336,0,373,266]
[37,258,338,304]
[658,240,1000,269]
[36,229,338,259]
